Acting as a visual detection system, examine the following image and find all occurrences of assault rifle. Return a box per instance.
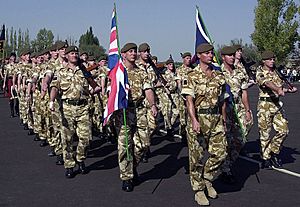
[275,66,294,90]
[148,55,176,108]
[77,59,99,90]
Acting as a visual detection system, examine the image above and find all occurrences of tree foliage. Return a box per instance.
[251,0,300,63]
[79,26,106,60]
[31,28,54,52]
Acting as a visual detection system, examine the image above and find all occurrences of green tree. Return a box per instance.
[31,28,54,52]
[251,0,300,63]
[79,26,105,60]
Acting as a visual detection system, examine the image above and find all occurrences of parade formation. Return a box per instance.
[0,40,298,206]
[1,1,300,206]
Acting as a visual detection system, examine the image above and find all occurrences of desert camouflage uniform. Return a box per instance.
[181,65,228,192]
[51,65,92,169]
[156,69,178,130]
[114,65,152,180]
[176,64,193,134]
[256,66,288,160]
[137,60,157,143]
[31,64,42,135]
[23,63,34,130]
[221,63,253,173]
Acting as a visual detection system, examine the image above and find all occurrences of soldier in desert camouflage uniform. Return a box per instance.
[219,46,253,184]
[181,43,228,206]
[114,43,157,192]
[49,46,100,178]
[256,51,297,169]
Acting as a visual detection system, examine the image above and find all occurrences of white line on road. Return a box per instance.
[239,155,300,178]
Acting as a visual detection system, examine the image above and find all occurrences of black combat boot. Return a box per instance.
[220,171,236,184]
[65,168,75,179]
[15,99,19,116]
[142,147,150,163]
[47,147,56,157]
[78,161,88,174]
[28,128,35,135]
[270,153,282,168]
[122,179,133,192]
[261,159,272,169]
[56,155,64,165]
[23,123,29,130]
[34,134,40,141]
[40,140,48,147]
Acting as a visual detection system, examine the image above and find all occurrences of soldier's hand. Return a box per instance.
[151,105,158,117]
[49,101,55,112]
[192,119,200,134]
[246,110,252,122]
[288,86,297,93]
[277,87,285,96]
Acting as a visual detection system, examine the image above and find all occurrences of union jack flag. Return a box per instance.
[103,5,129,125]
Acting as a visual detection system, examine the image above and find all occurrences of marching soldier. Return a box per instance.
[114,43,157,192]
[256,51,297,169]
[176,52,193,138]
[49,46,100,178]
[219,46,252,184]
[181,43,228,206]
[136,42,157,163]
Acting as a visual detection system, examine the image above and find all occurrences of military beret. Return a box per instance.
[31,52,37,58]
[196,43,214,53]
[165,58,174,65]
[21,49,32,56]
[181,52,192,58]
[80,50,88,56]
[151,56,158,61]
[56,41,69,50]
[138,43,150,52]
[233,44,242,51]
[49,44,57,51]
[99,54,108,61]
[121,43,137,53]
[221,46,236,55]
[65,46,79,54]
[261,50,275,60]
[10,52,17,58]
[39,49,50,56]
[88,56,95,61]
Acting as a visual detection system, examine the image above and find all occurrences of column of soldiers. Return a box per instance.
[1,41,297,206]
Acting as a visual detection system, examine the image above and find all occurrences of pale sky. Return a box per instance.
[1,0,257,61]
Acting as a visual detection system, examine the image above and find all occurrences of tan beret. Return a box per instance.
[121,43,137,53]
[196,43,214,54]
[221,46,236,55]
[65,46,79,54]
[181,52,192,58]
[138,43,150,52]
[261,51,275,60]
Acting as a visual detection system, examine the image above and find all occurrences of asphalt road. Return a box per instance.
[0,85,300,207]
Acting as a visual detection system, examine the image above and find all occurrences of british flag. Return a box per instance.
[103,5,129,125]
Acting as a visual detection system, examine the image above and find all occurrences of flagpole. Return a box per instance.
[114,3,132,161]
[196,5,246,139]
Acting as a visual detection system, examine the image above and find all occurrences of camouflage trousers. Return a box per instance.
[222,101,254,173]
[91,95,103,133]
[257,100,288,160]
[186,113,227,192]
[51,99,63,155]
[19,90,27,124]
[158,92,179,130]
[27,96,34,130]
[114,106,149,180]
[61,103,91,168]
[32,90,41,134]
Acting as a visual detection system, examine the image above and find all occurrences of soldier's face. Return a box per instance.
[139,50,150,61]
[59,48,66,58]
[24,54,30,61]
[183,56,191,66]
[67,52,79,64]
[124,49,137,62]
[198,50,213,64]
[99,59,107,67]
[167,63,174,71]
[80,54,88,62]
[235,49,242,60]
[51,50,58,59]
[37,56,44,64]
[9,56,16,63]
[263,58,275,68]
[222,54,235,66]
